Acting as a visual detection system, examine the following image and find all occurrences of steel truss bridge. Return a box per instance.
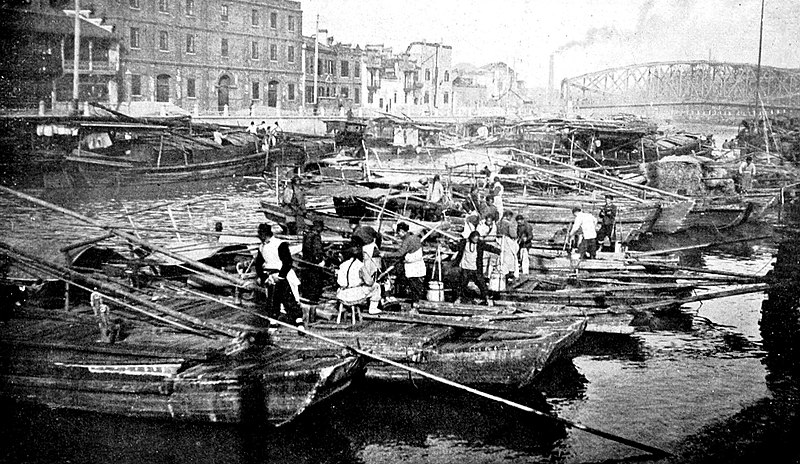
[562,60,800,122]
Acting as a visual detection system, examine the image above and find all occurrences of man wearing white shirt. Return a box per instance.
[568,206,598,259]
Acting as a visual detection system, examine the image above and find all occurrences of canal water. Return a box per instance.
[1,176,798,463]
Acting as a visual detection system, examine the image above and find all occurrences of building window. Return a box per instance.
[443,91,449,104]
[288,83,295,101]
[425,69,431,81]
[158,0,168,13]
[354,87,360,104]
[251,42,259,60]
[185,34,195,54]
[341,61,349,77]
[305,86,313,103]
[129,0,140,9]
[424,92,429,104]
[156,74,170,102]
[367,91,373,104]
[270,12,277,28]
[444,70,449,82]
[130,27,140,49]
[318,86,324,98]
[269,44,277,62]
[185,0,194,15]
[158,31,169,51]
[251,9,259,26]
[287,15,295,31]
[378,97,383,108]
[354,64,360,78]
[329,60,336,75]
[317,59,323,76]
[221,38,228,57]
[221,4,228,22]
[341,87,349,99]
[131,74,142,96]
[394,92,397,103]
[252,81,260,100]
[186,78,196,98]
[287,46,295,63]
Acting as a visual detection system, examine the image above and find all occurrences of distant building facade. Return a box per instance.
[405,42,453,115]
[0,2,118,112]
[97,0,304,116]
[302,35,362,116]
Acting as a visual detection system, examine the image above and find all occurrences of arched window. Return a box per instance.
[217,75,231,112]
[423,92,429,104]
[156,74,170,102]
[267,80,279,107]
[444,71,450,82]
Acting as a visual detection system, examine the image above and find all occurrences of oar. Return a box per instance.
[175,285,672,458]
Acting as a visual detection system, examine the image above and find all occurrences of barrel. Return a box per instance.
[489,271,506,292]
[427,281,444,302]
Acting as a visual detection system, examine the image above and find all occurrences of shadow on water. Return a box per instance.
[667,233,800,463]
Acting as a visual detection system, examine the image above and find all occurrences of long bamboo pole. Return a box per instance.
[0,186,247,288]
[634,234,772,257]
[510,147,691,200]
[0,241,236,338]
[177,285,671,458]
[628,283,769,312]
[358,199,461,241]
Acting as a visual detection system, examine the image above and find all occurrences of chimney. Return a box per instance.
[548,54,555,97]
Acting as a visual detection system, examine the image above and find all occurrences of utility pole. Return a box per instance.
[313,14,319,105]
[754,0,765,122]
[432,43,439,108]
[72,0,80,113]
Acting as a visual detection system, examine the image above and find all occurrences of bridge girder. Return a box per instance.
[562,60,800,110]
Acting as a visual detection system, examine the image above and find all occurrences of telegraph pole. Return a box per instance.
[432,43,439,108]
[754,0,765,121]
[313,15,323,106]
[72,0,80,113]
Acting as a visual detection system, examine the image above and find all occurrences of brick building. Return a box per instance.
[97,0,304,116]
[302,34,362,116]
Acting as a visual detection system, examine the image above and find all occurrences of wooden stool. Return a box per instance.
[336,299,367,325]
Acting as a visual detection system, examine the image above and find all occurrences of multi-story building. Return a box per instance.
[97,0,304,116]
[405,42,453,115]
[301,34,362,116]
[362,45,417,114]
[0,2,118,112]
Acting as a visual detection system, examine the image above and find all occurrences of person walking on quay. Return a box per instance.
[301,219,326,304]
[596,194,618,251]
[568,206,598,260]
[384,222,426,307]
[452,231,497,305]
[516,214,533,276]
[336,246,382,315]
[738,155,756,194]
[282,175,306,235]
[255,223,304,330]
[497,210,519,281]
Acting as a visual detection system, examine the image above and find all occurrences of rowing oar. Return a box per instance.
[175,285,671,458]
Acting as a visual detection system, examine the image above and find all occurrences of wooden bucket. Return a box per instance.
[426,281,444,302]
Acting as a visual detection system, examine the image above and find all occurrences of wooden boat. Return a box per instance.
[64,121,268,187]
[0,306,365,425]
[524,248,680,273]
[269,305,586,386]
[653,199,756,233]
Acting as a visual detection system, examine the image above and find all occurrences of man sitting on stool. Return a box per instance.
[336,246,381,315]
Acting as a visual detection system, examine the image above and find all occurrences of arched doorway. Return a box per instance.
[218,75,231,113]
[267,80,278,108]
[156,74,170,102]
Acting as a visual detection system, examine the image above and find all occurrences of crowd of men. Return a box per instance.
[253,168,619,327]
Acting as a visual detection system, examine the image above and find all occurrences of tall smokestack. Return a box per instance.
[548,54,555,103]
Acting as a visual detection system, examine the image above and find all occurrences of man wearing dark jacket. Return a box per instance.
[301,219,326,303]
[452,231,499,305]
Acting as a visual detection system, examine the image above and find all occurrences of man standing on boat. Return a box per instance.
[596,195,617,252]
[738,156,756,194]
[384,222,426,307]
[282,176,306,235]
[301,219,326,304]
[568,206,598,260]
[336,246,382,315]
[453,231,496,305]
[515,214,532,276]
[425,174,445,221]
[255,223,304,330]
[491,175,504,217]
[497,210,519,281]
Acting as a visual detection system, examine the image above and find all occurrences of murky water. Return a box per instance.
[1,177,799,463]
